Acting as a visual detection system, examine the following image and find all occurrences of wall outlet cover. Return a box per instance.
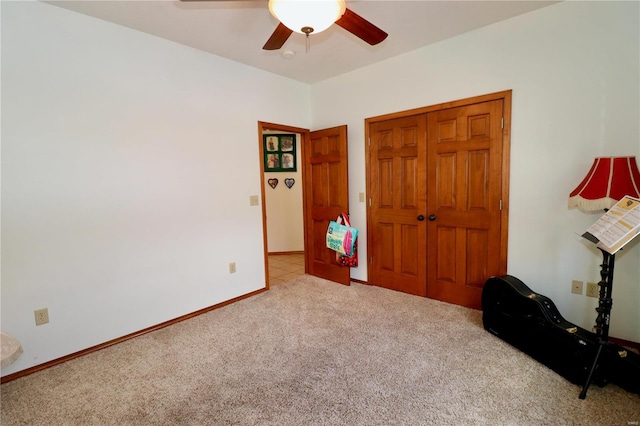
[34,308,49,326]
[586,282,599,298]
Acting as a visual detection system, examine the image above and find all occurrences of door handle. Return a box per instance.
[428,215,436,221]
[417,215,425,221]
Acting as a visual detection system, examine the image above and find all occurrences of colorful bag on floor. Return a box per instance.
[326,213,358,267]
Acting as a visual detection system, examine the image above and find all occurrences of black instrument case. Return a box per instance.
[482,275,639,394]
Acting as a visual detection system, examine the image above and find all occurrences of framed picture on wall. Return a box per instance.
[265,135,279,152]
[264,134,297,172]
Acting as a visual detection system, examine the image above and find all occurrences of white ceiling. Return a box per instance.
[47,0,559,84]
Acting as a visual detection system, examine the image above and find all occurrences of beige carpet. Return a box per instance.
[2,275,639,425]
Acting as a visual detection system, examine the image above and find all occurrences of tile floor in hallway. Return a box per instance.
[268,253,305,285]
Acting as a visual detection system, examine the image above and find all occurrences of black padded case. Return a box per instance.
[482,275,639,394]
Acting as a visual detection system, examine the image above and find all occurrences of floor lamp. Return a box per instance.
[568,156,640,399]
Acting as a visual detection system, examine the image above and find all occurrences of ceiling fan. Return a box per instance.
[180,0,388,51]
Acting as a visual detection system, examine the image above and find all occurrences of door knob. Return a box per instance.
[417,215,425,221]
[428,215,436,221]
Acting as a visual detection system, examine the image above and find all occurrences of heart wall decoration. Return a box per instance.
[268,178,278,189]
[284,178,295,189]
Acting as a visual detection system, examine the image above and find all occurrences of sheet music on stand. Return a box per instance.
[581,195,640,254]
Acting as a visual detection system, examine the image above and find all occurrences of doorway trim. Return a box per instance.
[258,121,310,289]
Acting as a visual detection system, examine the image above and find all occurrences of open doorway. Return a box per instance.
[258,121,351,288]
[258,121,310,289]
[263,131,305,285]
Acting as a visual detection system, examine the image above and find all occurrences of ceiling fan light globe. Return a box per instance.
[268,0,346,35]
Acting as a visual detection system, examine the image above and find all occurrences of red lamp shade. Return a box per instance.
[568,156,640,211]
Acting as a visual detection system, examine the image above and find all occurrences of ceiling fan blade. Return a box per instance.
[263,23,293,50]
[335,8,388,46]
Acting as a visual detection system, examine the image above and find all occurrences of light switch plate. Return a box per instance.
[571,280,583,295]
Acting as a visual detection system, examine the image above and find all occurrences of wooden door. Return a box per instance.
[366,92,510,309]
[426,100,504,309]
[304,125,351,285]
[368,115,428,296]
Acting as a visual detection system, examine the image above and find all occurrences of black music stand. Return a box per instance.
[577,196,640,399]
[579,248,615,399]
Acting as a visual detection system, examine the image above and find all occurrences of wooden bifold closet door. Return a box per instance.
[368,114,428,296]
[367,92,509,309]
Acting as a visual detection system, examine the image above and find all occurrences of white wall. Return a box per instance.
[311,1,640,342]
[1,1,311,376]
[265,134,304,253]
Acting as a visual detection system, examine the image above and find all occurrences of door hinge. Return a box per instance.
[501,117,504,129]
[369,257,373,264]
[499,199,503,211]
[368,137,371,147]
[369,198,372,207]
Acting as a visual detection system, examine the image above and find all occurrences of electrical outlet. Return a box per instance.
[359,192,365,203]
[586,282,599,298]
[34,308,49,326]
[229,262,236,274]
[571,280,583,295]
